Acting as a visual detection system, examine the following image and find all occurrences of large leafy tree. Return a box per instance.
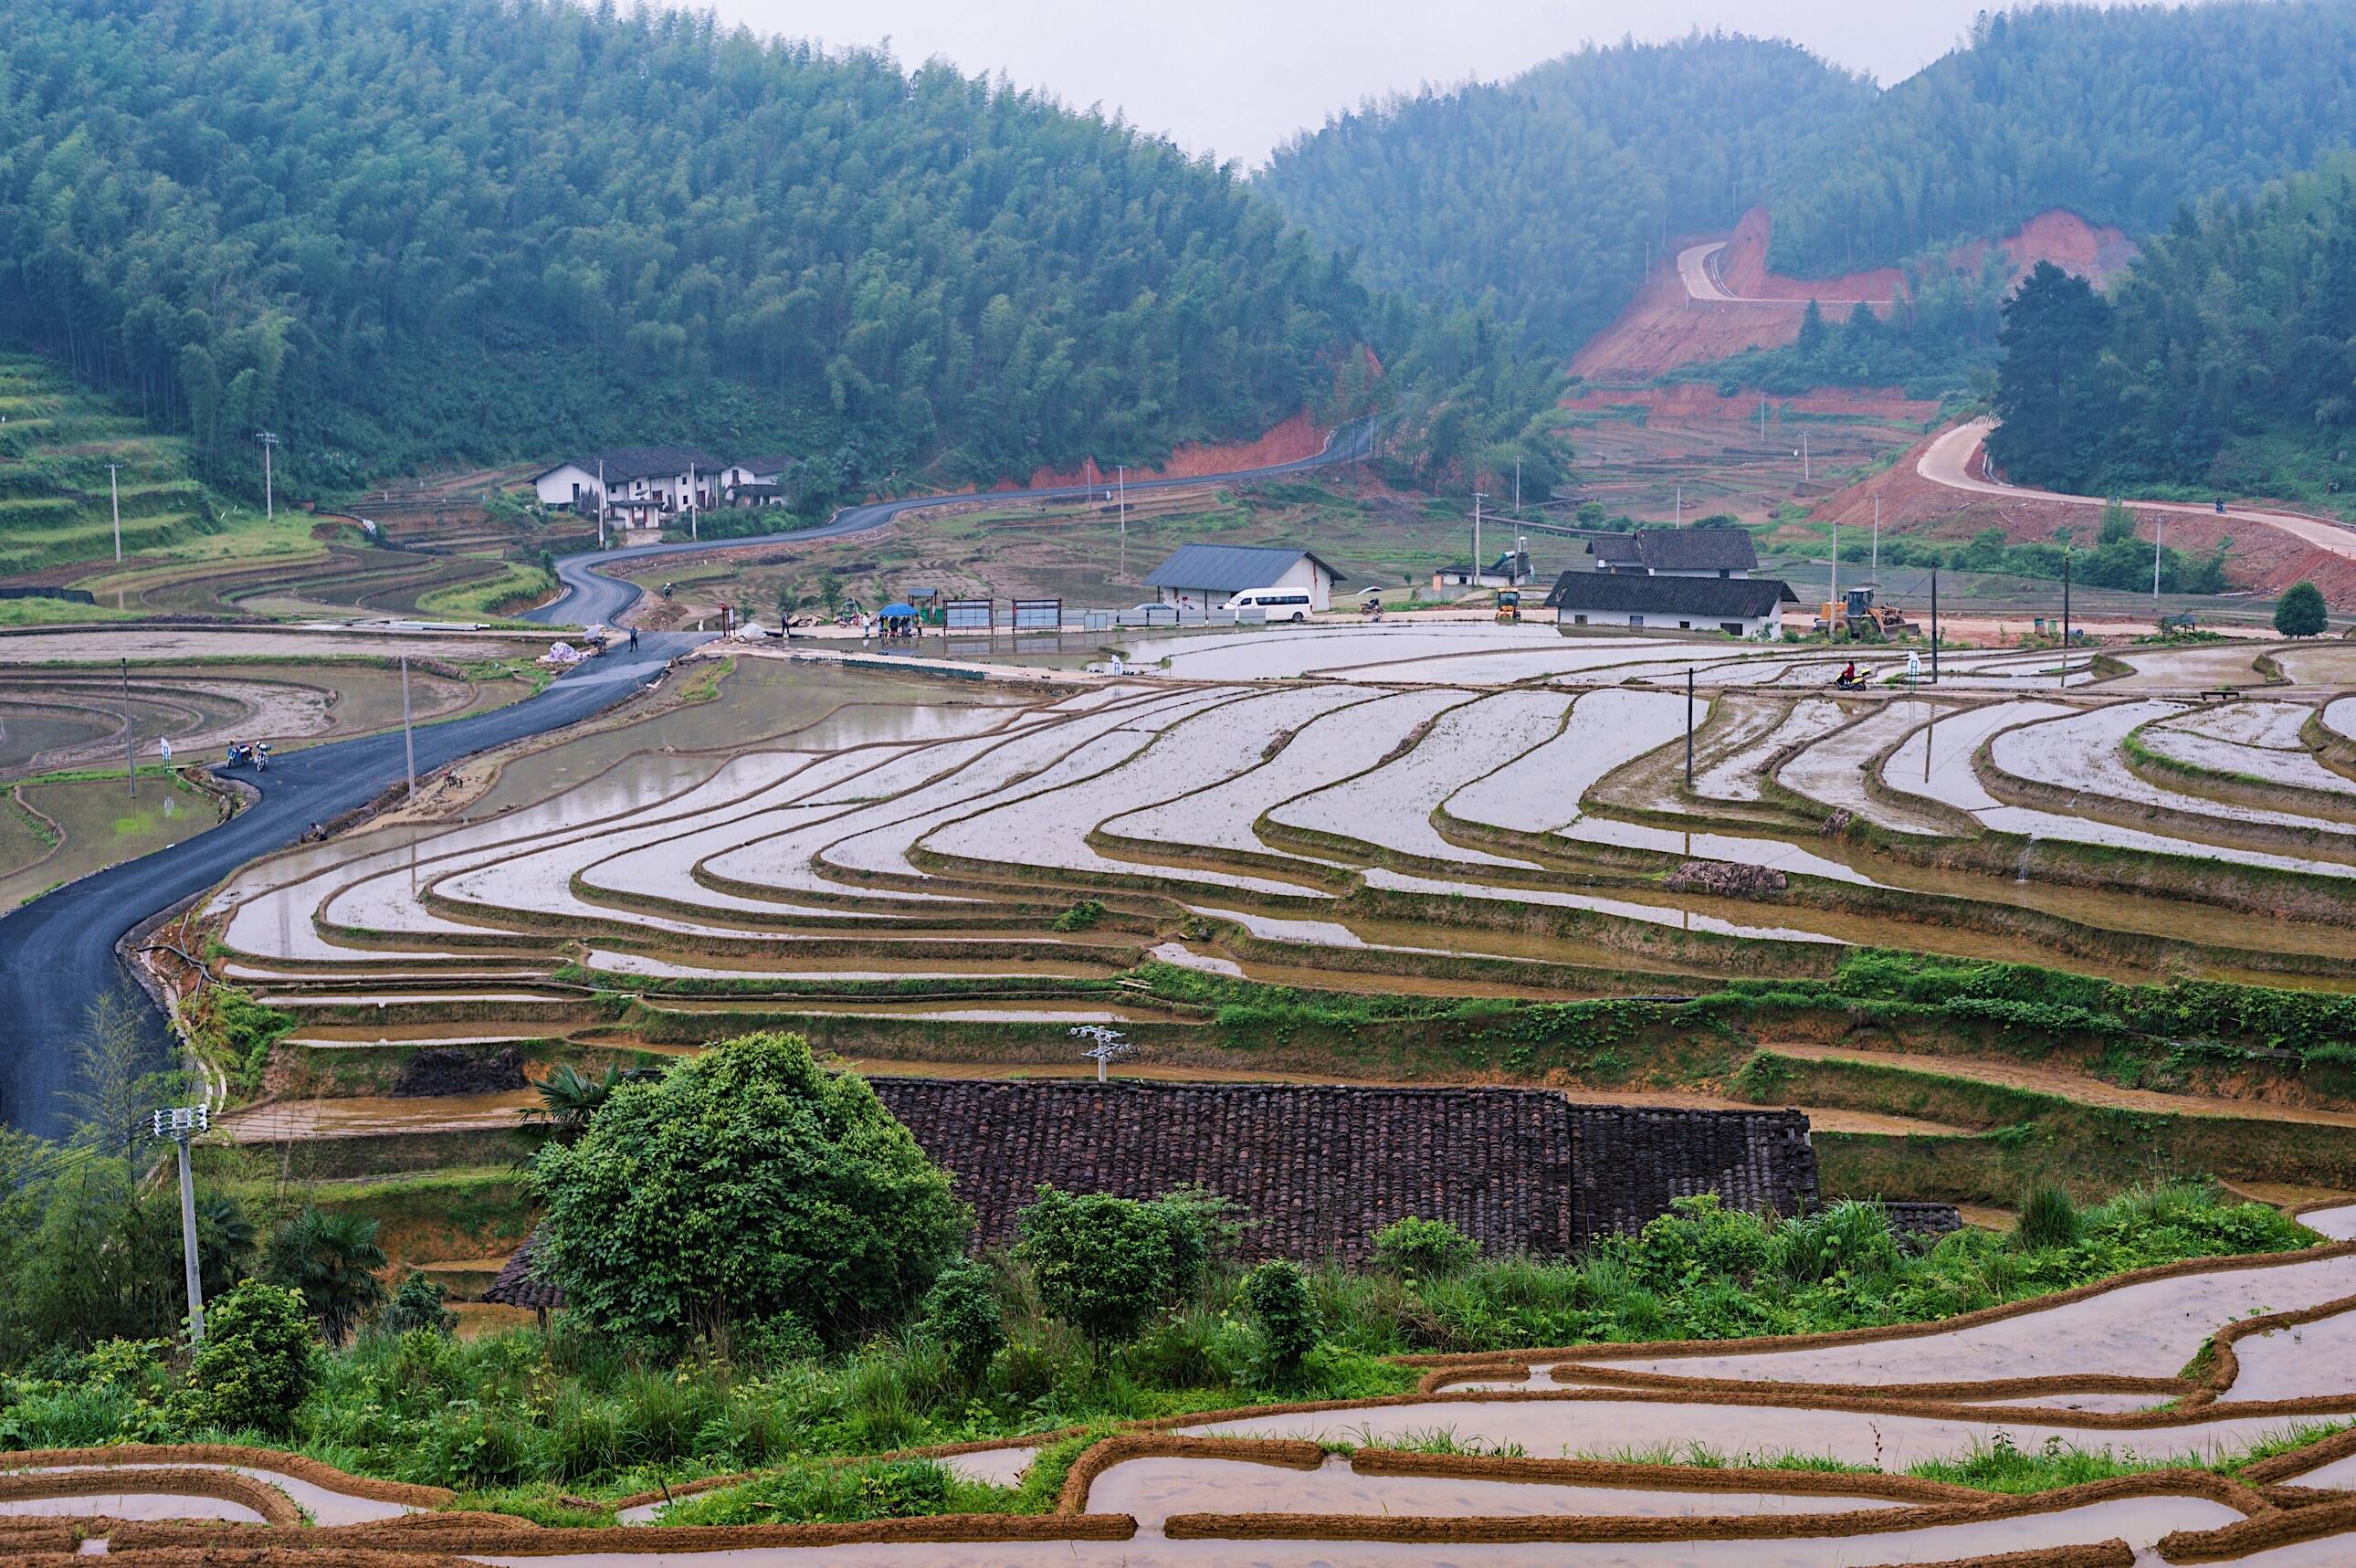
[1988,263,2115,489]
[528,1033,966,1344]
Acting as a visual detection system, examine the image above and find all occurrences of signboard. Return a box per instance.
[1010,598,1062,632]
[943,598,994,634]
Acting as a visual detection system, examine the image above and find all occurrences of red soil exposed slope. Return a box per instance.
[1015,407,1331,491]
[1572,207,2135,381]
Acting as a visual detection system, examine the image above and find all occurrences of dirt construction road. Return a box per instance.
[1919,418,2356,565]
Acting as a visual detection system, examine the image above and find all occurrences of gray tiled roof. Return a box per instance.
[1588,528,1760,574]
[1142,543,1344,593]
[1542,573,1798,617]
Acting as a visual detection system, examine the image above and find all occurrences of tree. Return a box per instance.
[1243,1259,1316,1381]
[2276,581,2329,637]
[62,989,177,1157]
[374,1271,458,1337]
[1015,1186,1204,1344]
[528,1033,966,1344]
[265,1206,389,1345]
[1989,263,2114,489]
[916,1258,1005,1383]
[177,1280,315,1435]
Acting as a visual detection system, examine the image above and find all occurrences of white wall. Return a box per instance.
[1555,605,1779,637]
[534,465,601,510]
[1155,554,1333,614]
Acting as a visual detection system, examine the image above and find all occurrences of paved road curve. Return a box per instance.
[0,421,1373,1134]
[524,418,1377,626]
[1918,418,2356,564]
[0,637,696,1136]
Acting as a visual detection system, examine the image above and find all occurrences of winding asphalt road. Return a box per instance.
[0,420,1373,1135]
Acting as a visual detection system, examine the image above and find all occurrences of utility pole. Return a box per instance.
[1513,458,1521,518]
[255,432,279,521]
[1071,1025,1132,1083]
[153,1106,210,1342]
[1685,667,1696,786]
[110,462,121,563]
[1472,490,1488,594]
[1801,432,1811,484]
[1829,516,1840,631]
[688,462,698,542]
[1930,569,1941,684]
[121,658,136,798]
[1675,484,1683,529]
[400,655,416,801]
[596,458,607,550]
[2152,510,2162,603]
[1118,464,1127,584]
[1760,400,1769,446]
[2061,548,2073,685]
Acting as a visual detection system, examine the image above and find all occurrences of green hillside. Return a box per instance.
[0,355,216,579]
[1261,3,2356,357]
[0,0,1562,513]
[1990,154,2356,505]
[1257,35,1871,355]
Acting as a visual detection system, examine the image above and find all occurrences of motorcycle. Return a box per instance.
[254,742,272,773]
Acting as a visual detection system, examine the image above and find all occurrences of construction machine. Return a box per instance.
[1495,587,1521,624]
[1813,586,1918,640]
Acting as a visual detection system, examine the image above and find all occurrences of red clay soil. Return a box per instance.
[1572,207,2134,381]
[1018,407,1330,490]
[1812,427,2356,605]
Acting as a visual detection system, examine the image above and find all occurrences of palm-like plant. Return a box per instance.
[264,1206,387,1344]
[525,1062,662,1144]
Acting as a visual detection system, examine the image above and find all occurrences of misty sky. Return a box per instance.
[704,0,2134,166]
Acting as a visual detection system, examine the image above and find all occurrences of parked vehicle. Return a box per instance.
[1221,589,1313,623]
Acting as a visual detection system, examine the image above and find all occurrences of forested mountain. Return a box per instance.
[1257,35,1872,354]
[0,0,1562,508]
[1772,2,2356,276]
[1989,154,2356,505]
[1263,4,2356,363]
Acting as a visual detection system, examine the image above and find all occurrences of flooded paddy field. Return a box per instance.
[174,632,2356,1319]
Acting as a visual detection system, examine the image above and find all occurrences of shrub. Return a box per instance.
[177,1280,314,1434]
[1371,1216,1478,1279]
[1050,900,1106,932]
[2017,1183,2083,1250]
[2275,580,2328,637]
[916,1259,1004,1383]
[1244,1259,1316,1380]
[1015,1186,1197,1343]
[374,1271,457,1337]
[265,1207,388,1345]
[528,1033,969,1345]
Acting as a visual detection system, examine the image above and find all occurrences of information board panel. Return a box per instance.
[943,598,994,633]
[1010,598,1062,632]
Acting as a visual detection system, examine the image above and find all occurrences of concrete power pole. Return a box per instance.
[110,463,121,563]
[596,458,607,550]
[1118,464,1127,584]
[1872,496,1880,581]
[1472,491,1488,595]
[400,655,416,801]
[688,462,698,542]
[122,658,135,799]
[2153,511,2163,602]
[153,1106,210,1342]
[255,432,279,521]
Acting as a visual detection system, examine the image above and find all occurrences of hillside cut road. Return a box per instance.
[1675,241,1896,309]
[526,416,1378,627]
[0,420,1374,1135]
[1919,418,2356,564]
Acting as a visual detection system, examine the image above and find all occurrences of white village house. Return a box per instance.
[1142,543,1344,615]
[1541,571,1798,638]
[531,447,725,523]
[719,454,799,508]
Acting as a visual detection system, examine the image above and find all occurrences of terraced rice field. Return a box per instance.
[185,629,2356,1101]
[13,1202,2356,1563]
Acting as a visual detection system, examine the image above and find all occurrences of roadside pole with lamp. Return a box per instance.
[153,1105,210,1342]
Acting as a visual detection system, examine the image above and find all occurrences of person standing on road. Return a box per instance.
[629,626,639,652]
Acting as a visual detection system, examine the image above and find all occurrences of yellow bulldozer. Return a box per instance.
[1495,587,1521,624]
[1813,586,1919,640]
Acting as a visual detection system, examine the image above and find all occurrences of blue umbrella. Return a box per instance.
[881,602,916,616]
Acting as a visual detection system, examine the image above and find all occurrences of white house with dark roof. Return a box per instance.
[531,446,725,520]
[1586,527,1759,578]
[720,454,798,508]
[1142,544,1344,614]
[1542,571,1797,637]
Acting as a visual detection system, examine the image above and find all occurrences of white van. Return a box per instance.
[1222,589,1313,622]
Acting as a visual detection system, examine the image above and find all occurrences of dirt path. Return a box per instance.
[1919,419,2356,565]
[1770,1040,2356,1128]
